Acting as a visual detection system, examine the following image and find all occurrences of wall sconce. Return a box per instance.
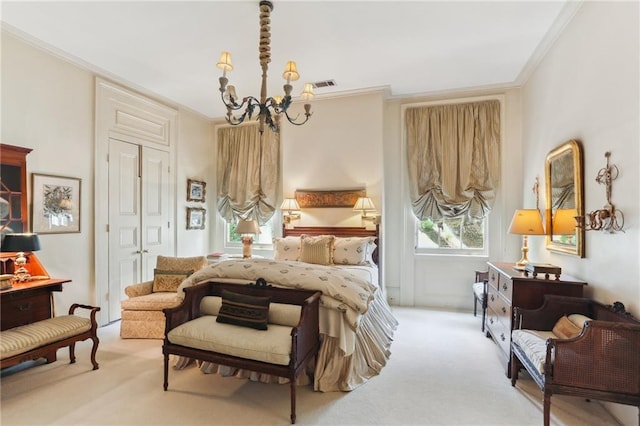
[280,198,301,224]
[235,219,260,258]
[575,152,624,233]
[0,233,42,282]
[353,197,377,221]
[508,209,545,270]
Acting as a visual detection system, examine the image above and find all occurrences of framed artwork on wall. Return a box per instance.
[187,179,206,202]
[295,188,365,208]
[187,207,206,230]
[31,173,81,234]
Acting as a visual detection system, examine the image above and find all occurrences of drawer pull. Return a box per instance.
[500,333,506,341]
[502,307,507,314]
[502,283,508,291]
[17,303,33,311]
[490,318,494,324]
[490,294,495,302]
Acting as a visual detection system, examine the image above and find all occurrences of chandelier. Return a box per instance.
[216,1,314,134]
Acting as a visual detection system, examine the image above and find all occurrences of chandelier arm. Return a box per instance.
[219,92,261,113]
[282,107,312,126]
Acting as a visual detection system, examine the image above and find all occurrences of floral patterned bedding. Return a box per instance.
[179,258,377,330]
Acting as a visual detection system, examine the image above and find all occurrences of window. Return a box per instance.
[416,216,487,255]
[225,220,274,248]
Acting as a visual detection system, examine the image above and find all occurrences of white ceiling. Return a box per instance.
[1,1,578,119]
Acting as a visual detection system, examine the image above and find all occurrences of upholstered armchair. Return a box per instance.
[120,255,207,339]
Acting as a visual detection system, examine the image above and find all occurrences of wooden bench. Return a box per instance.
[163,280,321,424]
[0,304,100,370]
[511,295,640,426]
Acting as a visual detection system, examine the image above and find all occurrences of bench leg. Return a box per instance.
[290,379,296,424]
[163,352,169,391]
[69,342,77,364]
[543,391,551,426]
[510,352,519,386]
[90,335,100,370]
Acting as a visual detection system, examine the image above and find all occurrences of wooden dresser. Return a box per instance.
[485,261,587,375]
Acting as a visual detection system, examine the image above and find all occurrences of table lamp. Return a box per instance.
[508,209,545,269]
[235,219,260,258]
[552,208,578,235]
[1,233,42,282]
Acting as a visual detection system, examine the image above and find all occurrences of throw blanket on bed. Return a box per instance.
[178,258,377,330]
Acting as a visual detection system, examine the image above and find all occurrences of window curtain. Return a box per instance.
[216,124,280,225]
[405,100,500,221]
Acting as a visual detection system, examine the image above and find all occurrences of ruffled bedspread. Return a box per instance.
[175,258,398,392]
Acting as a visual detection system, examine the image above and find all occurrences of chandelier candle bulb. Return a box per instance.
[283,61,300,83]
[301,83,314,101]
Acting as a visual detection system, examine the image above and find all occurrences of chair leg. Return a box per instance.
[163,353,169,391]
[290,379,296,424]
[543,391,552,426]
[473,296,478,317]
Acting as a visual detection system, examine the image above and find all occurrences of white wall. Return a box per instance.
[520,2,639,424]
[281,91,384,228]
[1,32,213,315]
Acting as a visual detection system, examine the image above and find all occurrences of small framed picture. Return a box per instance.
[186,207,206,230]
[31,173,81,234]
[187,179,206,202]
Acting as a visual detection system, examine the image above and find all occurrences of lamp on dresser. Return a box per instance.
[508,209,545,270]
[236,220,260,258]
[0,233,42,282]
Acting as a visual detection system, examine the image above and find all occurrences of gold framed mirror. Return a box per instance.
[545,139,584,257]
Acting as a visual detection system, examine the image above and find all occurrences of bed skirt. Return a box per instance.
[172,288,398,392]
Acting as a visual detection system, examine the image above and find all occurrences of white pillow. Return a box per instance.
[333,236,376,266]
[273,236,300,261]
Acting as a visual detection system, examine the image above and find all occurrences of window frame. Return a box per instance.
[224,219,275,250]
[414,214,489,256]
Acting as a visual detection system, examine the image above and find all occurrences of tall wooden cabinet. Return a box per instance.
[485,262,587,376]
[1,143,33,236]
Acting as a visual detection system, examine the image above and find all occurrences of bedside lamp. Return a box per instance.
[508,209,545,269]
[1,233,42,282]
[353,197,377,221]
[236,219,260,258]
[280,198,301,224]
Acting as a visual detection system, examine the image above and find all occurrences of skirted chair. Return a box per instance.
[120,255,207,339]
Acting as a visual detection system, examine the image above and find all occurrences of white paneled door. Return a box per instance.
[108,138,171,322]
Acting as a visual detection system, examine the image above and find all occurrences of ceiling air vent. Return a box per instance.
[311,80,336,89]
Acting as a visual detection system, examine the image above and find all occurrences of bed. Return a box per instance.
[174,225,398,392]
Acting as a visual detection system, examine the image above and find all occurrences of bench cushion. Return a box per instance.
[1,315,91,360]
[167,316,293,365]
[511,329,556,374]
[120,291,180,311]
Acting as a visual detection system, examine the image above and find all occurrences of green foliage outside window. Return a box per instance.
[418,216,484,249]
[228,222,242,242]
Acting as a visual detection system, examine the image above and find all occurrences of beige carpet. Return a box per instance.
[0,307,622,426]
